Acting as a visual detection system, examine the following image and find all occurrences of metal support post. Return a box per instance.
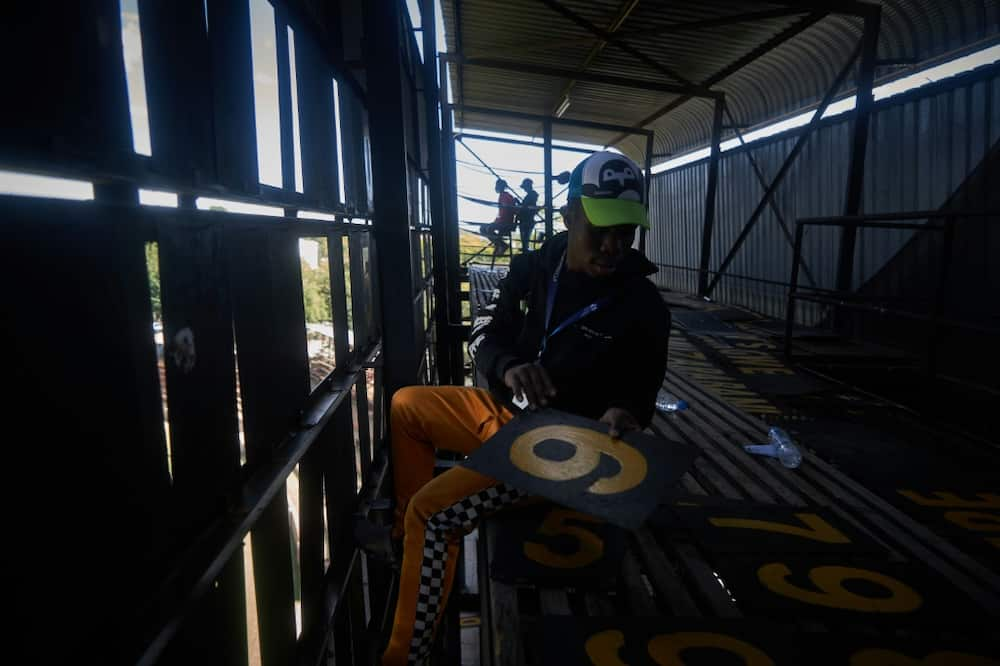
[706,37,862,295]
[544,119,553,239]
[421,0,453,385]
[784,222,806,358]
[640,132,653,254]
[698,97,725,296]
[439,58,465,383]
[364,0,420,398]
[836,7,881,296]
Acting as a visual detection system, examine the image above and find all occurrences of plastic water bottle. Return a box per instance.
[769,427,802,469]
[655,389,688,413]
[743,427,802,469]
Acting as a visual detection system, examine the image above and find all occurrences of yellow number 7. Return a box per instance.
[708,512,850,544]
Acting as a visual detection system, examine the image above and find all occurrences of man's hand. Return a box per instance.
[503,362,557,409]
[600,407,639,439]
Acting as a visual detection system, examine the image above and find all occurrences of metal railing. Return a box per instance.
[784,210,1000,376]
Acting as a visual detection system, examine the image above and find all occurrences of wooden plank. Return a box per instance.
[673,544,743,618]
[653,413,777,504]
[227,227,310,666]
[632,529,701,617]
[206,0,259,194]
[664,392,808,506]
[156,222,247,665]
[538,588,572,615]
[619,548,659,616]
[137,0,216,185]
[483,521,524,666]
[666,362,1000,609]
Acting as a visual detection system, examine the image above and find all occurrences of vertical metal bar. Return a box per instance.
[698,97,725,296]
[641,132,653,254]
[836,7,882,295]
[927,216,955,377]
[544,119,554,239]
[422,0,453,385]
[364,0,420,398]
[784,222,806,358]
[439,68,465,384]
[274,5,296,194]
[706,37,862,296]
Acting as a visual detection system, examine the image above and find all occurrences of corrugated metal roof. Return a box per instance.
[440,0,1000,162]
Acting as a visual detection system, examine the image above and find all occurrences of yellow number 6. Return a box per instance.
[509,425,647,494]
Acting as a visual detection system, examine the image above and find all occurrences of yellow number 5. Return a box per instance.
[509,425,647,494]
[757,563,922,612]
[523,508,604,569]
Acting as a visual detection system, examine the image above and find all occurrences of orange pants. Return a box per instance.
[382,386,519,666]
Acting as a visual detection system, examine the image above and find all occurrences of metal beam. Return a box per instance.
[454,0,465,128]
[705,36,864,295]
[724,105,818,288]
[544,119,554,239]
[441,54,720,99]
[606,11,826,146]
[544,0,639,117]
[836,6,882,295]
[422,0,454,385]
[640,132,653,254]
[364,0,420,396]
[472,8,810,59]
[537,0,695,88]
[456,132,594,154]
[449,103,654,136]
[698,98,725,296]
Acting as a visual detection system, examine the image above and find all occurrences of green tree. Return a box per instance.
[145,242,162,321]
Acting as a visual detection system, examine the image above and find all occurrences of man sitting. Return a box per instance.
[481,178,517,255]
[373,152,671,666]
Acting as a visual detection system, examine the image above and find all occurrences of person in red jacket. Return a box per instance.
[481,178,517,255]
[371,152,669,666]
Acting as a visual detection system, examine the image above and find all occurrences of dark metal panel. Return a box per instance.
[0,1,133,171]
[2,199,170,657]
[650,68,1000,325]
[363,0,420,397]
[155,222,247,664]
[227,227,309,666]
[206,0,260,194]
[137,0,216,186]
[296,29,339,208]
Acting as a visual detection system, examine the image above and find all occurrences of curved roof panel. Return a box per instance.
[441,1,1000,163]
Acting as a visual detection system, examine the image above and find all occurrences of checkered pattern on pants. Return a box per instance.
[407,483,523,664]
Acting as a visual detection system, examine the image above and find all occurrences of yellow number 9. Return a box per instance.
[509,425,647,494]
[757,563,922,612]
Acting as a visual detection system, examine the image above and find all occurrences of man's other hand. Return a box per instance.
[600,407,639,439]
[503,362,557,409]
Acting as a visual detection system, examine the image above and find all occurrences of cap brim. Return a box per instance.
[580,197,649,229]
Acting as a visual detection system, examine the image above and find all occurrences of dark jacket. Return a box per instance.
[469,232,670,427]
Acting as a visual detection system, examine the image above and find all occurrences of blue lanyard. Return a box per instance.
[538,251,609,360]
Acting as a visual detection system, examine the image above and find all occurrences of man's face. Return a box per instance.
[566,202,637,278]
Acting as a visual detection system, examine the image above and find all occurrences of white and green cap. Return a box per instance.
[568,151,648,229]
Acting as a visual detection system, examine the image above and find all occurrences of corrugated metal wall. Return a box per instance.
[648,66,1000,326]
